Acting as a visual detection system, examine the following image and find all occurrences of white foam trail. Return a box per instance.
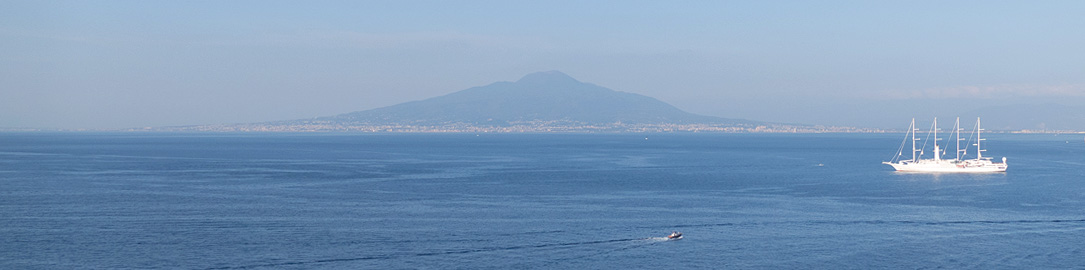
[646,236,681,242]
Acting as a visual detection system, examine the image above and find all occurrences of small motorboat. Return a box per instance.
[667,231,683,240]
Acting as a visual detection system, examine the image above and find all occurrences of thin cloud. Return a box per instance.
[871,84,1085,100]
[252,30,552,51]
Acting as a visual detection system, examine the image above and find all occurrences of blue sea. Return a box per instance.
[2,133,1084,269]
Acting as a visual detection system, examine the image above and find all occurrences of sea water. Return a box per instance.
[1,133,1083,269]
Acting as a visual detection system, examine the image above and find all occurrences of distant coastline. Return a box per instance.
[138,121,884,133]
[4,125,1082,134]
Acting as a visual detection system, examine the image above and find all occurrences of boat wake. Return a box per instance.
[646,236,681,242]
[204,237,652,269]
[199,218,1084,269]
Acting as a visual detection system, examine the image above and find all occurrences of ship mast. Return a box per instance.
[976,117,985,160]
[911,118,918,162]
[933,118,941,161]
[955,117,964,161]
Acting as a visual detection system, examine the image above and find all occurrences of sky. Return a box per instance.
[2,1,1084,129]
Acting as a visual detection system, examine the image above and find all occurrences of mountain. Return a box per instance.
[327,71,750,126]
[161,71,877,132]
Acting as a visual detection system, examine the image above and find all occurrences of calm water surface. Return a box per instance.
[2,133,1084,269]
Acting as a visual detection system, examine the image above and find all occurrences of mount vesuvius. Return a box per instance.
[162,71,867,132]
[331,71,749,126]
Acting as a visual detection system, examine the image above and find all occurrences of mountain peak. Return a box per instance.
[325,71,753,126]
[516,70,580,85]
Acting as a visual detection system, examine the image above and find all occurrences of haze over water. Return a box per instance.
[3,133,1083,269]
[4,2,1085,130]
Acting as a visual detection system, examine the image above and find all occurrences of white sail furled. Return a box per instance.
[882,117,1007,172]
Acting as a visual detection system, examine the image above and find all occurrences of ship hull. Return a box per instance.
[883,161,1007,172]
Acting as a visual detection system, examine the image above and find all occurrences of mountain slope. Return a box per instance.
[328,71,750,126]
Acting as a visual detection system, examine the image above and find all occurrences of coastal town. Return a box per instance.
[7,121,1079,134]
[141,120,892,133]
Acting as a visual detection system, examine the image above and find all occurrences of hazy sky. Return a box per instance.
[3,1,1084,129]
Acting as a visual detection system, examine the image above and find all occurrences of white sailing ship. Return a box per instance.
[883,117,1007,172]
